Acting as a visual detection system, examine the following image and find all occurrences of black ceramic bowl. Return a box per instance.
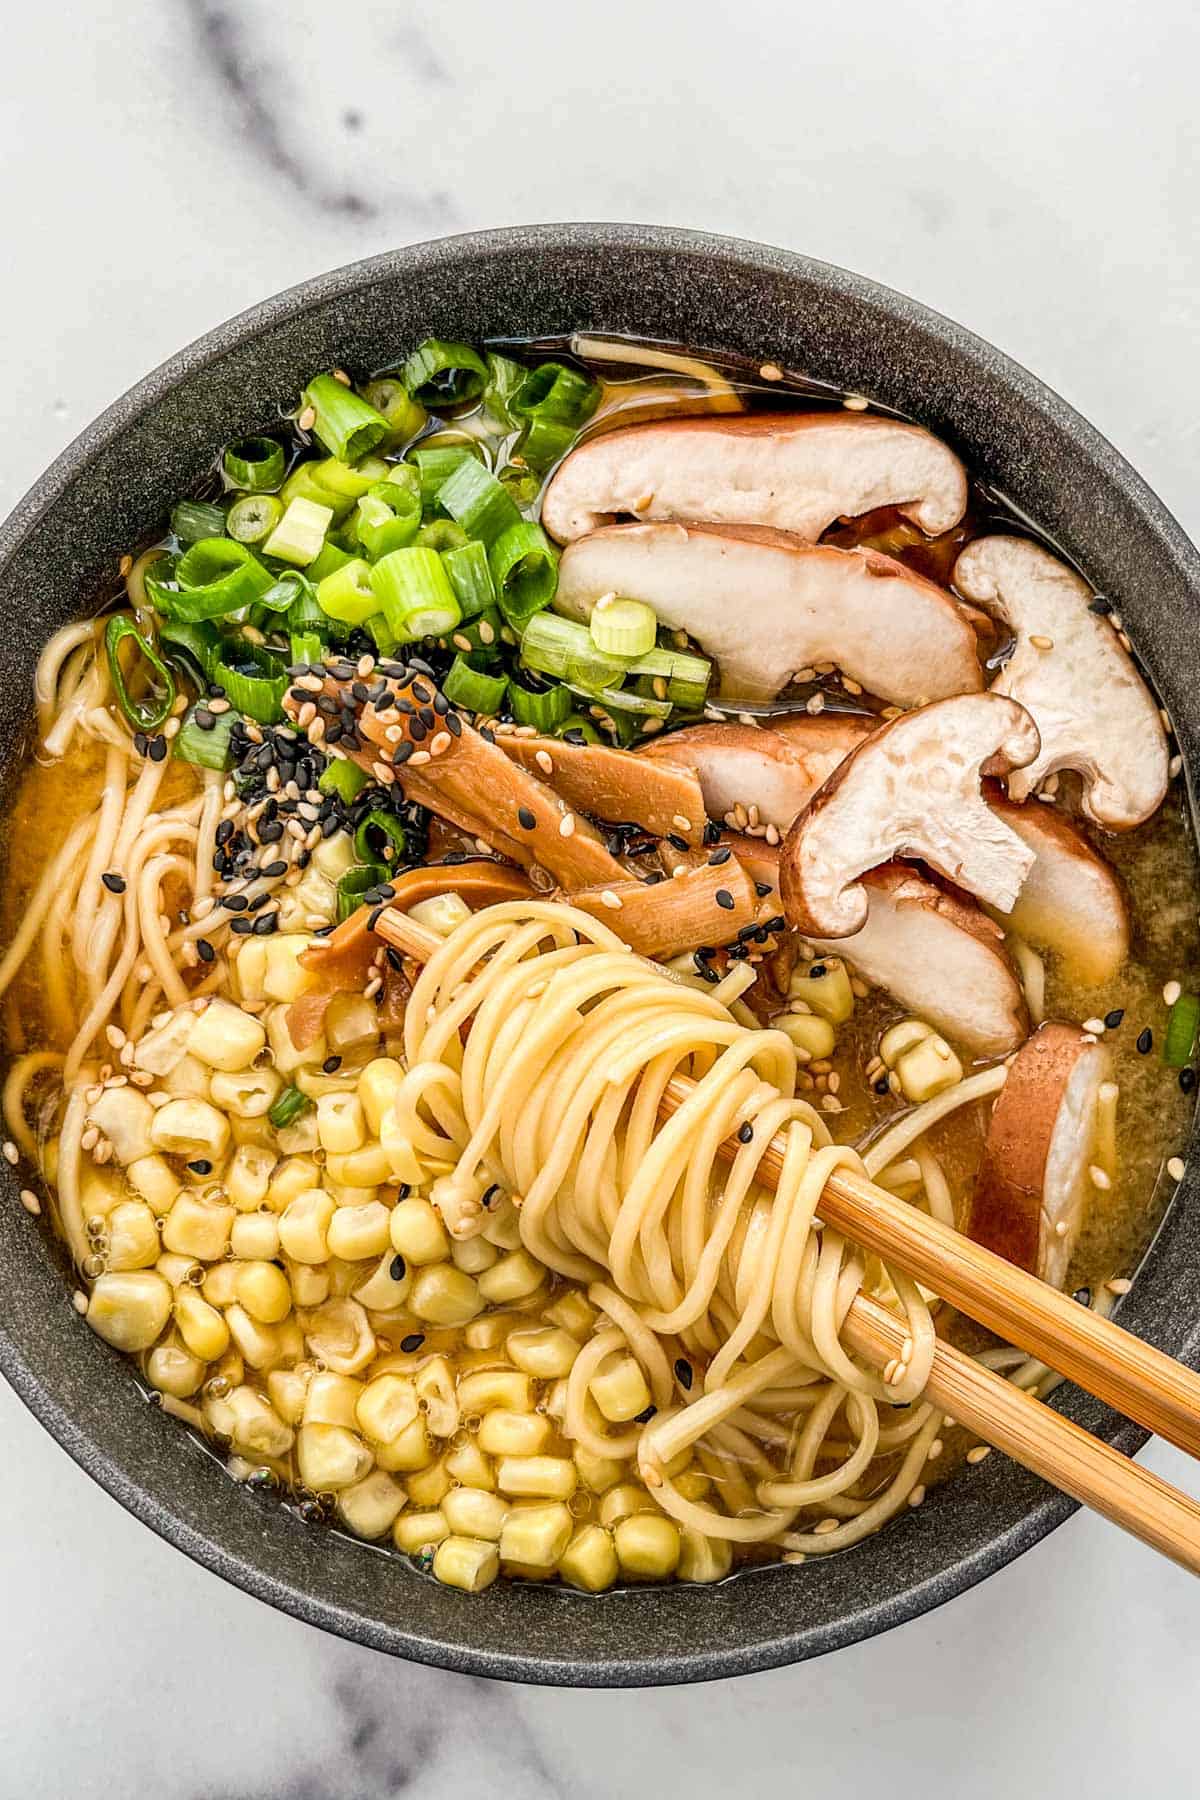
[1,225,1197,1687]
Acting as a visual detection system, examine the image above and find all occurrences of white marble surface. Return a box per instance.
[2,1,1199,1792]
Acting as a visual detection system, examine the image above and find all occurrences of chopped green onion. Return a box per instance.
[153,538,274,622]
[416,520,469,552]
[268,1084,314,1130]
[253,570,311,617]
[441,540,496,619]
[302,373,389,464]
[1164,993,1200,1068]
[174,703,237,770]
[354,810,407,864]
[482,352,525,425]
[497,463,542,507]
[211,638,289,724]
[590,597,657,658]
[513,360,600,428]
[449,606,505,661]
[223,436,286,493]
[366,612,399,656]
[556,711,602,744]
[290,629,325,668]
[280,461,356,523]
[362,377,428,448]
[318,757,369,802]
[336,863,388,923]
[104,616,177,731]
[306,541,352,586]
[308,455,389,500]
[263,496,333,567]
[443,655,508,714]
[317,557,378,626]
[516,414,578,472]
[171,500,226,545]
[354,478,421,560]
[410,445,480,511]
[227,493,284,544]
[521,611,626,685]
[371,548,462,642]
[400,339,489,408]
[565,678,671,721]
[489,522,558,631]
[508,675,571,732]
[437,457,522,546]
[159,617,219,682]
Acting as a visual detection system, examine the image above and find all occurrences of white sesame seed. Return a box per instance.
[1,1142,18,1166]
[805,692,826,715]
[1106,1276,1132,1295]
[927,1439,944,1461]
[843,394,869,411]
[1082,1017,1106,1035]
[1164,980,1182,1007]
[813,1517,840,1535]
[759,362,783,381]
[672,815,692,832]
[1167,1156,1186,1181]
[558,813,576,839]
[73,1291,88,1315]
[599,889,623,910]
[1089,1165,1111,1190]
[429,732,452,756]
[1170,754,1183,778]
[298,405,316,431]
[1029,633,1054,650]
[1054,1219,1069,1237]
[535,749,554,775]
[356,654,375,678]
[966,1445,992,1465]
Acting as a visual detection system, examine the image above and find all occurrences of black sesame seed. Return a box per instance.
[480,726,496,744]
[874,1076,890,1095]
[1088,596,1113,615]
[1073,1286,1092,1306]
[1104,1008,1124,1029]
[248,892,270,912]
[322,1055,342,1074]
[133,731,148,758]
[446,712,462,737]
[754,881,772,898]
[194,708,216,731]
[708,847,732,866]
[400,1331,424,1352]
[216,819,234,846]
[223,893,249,912]
[518,807,537,831]
[634,1405,657,1424]
[101,871,126,894]
[230,917,255,934]
[1181,1067,1197,1095]
[674,1358,694,1391]
[1137,1027,1153,1054]
[810,963,827,979]
[149,735,168,762]
[390,1255,407,1282]
[187,1158,213,1175]
[481,1184,501,1209]
[261,860,288,879]
[667,833,689,852]
[257,820,284,844]
[367,906,384,931]
[737,1121,754,1143]
[703,820,721,845]
[196,938,215,964]
[715,888,734,910]
[252,912,278,935]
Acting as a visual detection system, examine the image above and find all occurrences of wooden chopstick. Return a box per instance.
[375,908,1200,1572]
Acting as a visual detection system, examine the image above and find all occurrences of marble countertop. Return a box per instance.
[2,1,1199,1792]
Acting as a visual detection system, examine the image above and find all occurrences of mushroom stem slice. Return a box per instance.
[967,1023,1114,1287]
[638,715,872,832]
[779,694,1041,937]
[954,536,1169,829]
[541,413,968,543]
[556,523,982,706]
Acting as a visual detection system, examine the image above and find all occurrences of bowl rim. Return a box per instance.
[1,221,1197,1687]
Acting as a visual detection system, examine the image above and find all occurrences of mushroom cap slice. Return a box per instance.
[967,1023,1113,1286]
[954,536,1169,829]
[984,787,1130,986]
[541,413,969,544]
[779,693,1041,937]
[638,715,872,831]
[556,523,983,706]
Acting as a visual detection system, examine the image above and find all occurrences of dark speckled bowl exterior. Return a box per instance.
[0,225,1197,1687]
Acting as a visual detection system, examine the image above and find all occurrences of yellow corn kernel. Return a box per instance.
[265,1005,324,1079]
[450,1233,498,1275]
[327,1200,391,1262]
[235,1259,292,1325]
[406,1456,453,1507]
[442,1487,508,1540]
[225,1147,275,1216]
[559,1524,619,1592]
[357,1057,405,1136]
[409,1264,481,1326]
[573,1446,626,1493]
[378,1106,427,1186]
[336,1468,405,1539]
[476,1249,545,1305]
[125,1153,181,1215]
[161,1053,211,1100]
[210,1066,282,1121]
[304,1370,365,1428]
[408,892,472,937]
[388,1197,449,1266]
[880,1018,963,1104]
[188,997,267,1072]
[316,1091,366,1155]
[774,1011,837,1060]
[230,936,268,1003]
[496,1455,577,1500]
[352,1250,410,1312]
[230,1115,274,1152]
[86,1087,155,1164]
[543,1289,595,1337]
[355,1372,418,1443]
[199,1261,238,1307]
[224,1304,288,1371]
[174,1287,230,1361]
[414,1355,459,1437]
[589,1352,652,1424]
[393,1509,449,1555]
[374,1414,434,1473]
[677,1529,734,1583]
[225,1385,295,1459]
[463,1312,519,1351]
[131,1007,195,1076]
[498,1501,572,1569]
[150,1098,231,1161]
[296,1422,373,1490]
[278,1188,334,1263]
[791,956,854,1024]
[457,1368,534,1414]
[105,1200,160,1272]
[146,1339,206,1399]
[506,1325,580,1379]
[229,1212,280,1262]
[299,1296,376,1374]
[265,1155,321,1212]
[598,1483,656,1527]
[477,1409,550,1458]
[161,1193,235,1263]
[614,1512,681,1580]
[261,934,314,1002]
[267,1365,311,1425]
[86,1271,172,1352]
[324,1143,391,1187]
[286,1260,330,1308]
[433,1534,499,1592]
[443,1440,494,1491]
[324,992,381,1053]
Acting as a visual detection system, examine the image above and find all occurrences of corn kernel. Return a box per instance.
[559,1524,619,1592]
[131,1008,195,1076]
[150,1098,231,1161]
[337,1468,405,1539]
[357,1058,405,1135]
[450,1233,498,1274]
[774,1011,837,1059]
[146,1340,206,1398]
[589,1352,652,1424]
[677,1529,734,1583]
[414,1355,459,1436]
[374,1414,434,1473]
[324,992,381,1053]
[352,1250,410,1312]
[614,1511,680,1579]
[278,1188,334,1263]
[433,1534,499,1592]
[388,1197,449,1266]
[498,1501,572,1569]
[300,1296,376,1374]
[496,1455,577,1500]
[478,1409,550,1458]
[161,1192,235,1262]
[296,1422,373,1490]
[442,1487,508,1540]
[162,1054,211,1100]
[443,1440,494,1491]
[225,1304,287,1370]
[188,998,267,1072]
[792,956,854,1024]
[200,1261,239,1307]
[174,1287,230,1361]
[262,935,314,1002]
[456,1368,534,1414]
[86,1271,172,1352]
[125,1153,181,1214]
[409,1264,481,1326]
[317,1091,366,1155]
[86,1087,155,1164]
[393,1510,449,1554]
[543,1290,596,1337]
[355,1372,419,1443]
[406,1456,453,1506]
[599,1482,656,1527]
[573,1446,626,1493]
[506,1326,580,1379]
[226,1385,295,1459]
[210,1066,282,1120]
[408,893,472,937]
[477,1249,545,1305]
[235,1259,292,1324]
[265,1006,323,1078]
[267,1365,311,1425]
[105,1200,160,1271]
[327,1200,391,1262]
[324,1143,391,1186]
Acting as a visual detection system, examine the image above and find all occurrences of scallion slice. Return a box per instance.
[441,540,496,619]
[436,457,522,546]
[565,678,672,721]
[289,629,325,668]
[410,445,479,511]
[450,606,505,661]
[211,638,289,724]
[508,675,571,732]
[482,352,525,425]
[104,616,177,731]
[590,597,657,658]
[366,612,399,656]
[174,703,237,770]
[302,374,389,464]
[355,471,421,560]
[1164,994,1200,1069]
[556,711,602,744]
[306,541,352,586]
[223,436,286,493]
[521,612,622,683]
[318,757,369,802]
[516,414,577,472]
[354,810,407,864]
[227,493,284,545]
[154,538,274,622]
[171,499,227,545]
[263,496,333,567]
[336,863,388,923]
[280,461,356,523]
[308,454,389,500]
[159,617,219,682]
[268,1084,313,1130]
[362,377,428,448]
[442,655,508,715]
[416,519,469,553]
[513,360,600,428]
[489,522,558,631]
[317,557,378,626]
[371,547,462,642]
[400,339,489,408]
